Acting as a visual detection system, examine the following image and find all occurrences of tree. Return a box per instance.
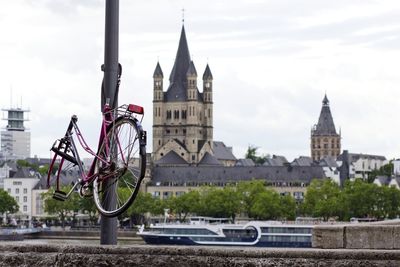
[77,196,98,226]
[125,191,159,225]
[236,180,267,218]
[0,189,19,215]
[42,186,79,229]
[302,179,342,221]
[250,189,282,220]
[280,194,297,220]
[166,190,201,222]
[198,186,241,222]
[245,145,269,165]
[368,162,393,183]
[341,179,377,220]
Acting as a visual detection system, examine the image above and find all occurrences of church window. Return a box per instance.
[160,153,164,157]
[175,129,178,134]
[182,110,187,119]
[193,140,195,144]
[158,140,161,145]
[166,110,171,119]
[208,109,211,118]
[183,129,186,134]
[192,155,195,161]
[166,129,170,134]
[174,110,179,119]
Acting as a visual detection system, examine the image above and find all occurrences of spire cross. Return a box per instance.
[182,8,185,24]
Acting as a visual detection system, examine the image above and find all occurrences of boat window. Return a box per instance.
[261,227,312,234]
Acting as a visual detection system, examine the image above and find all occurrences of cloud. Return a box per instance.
[2,0,400,162]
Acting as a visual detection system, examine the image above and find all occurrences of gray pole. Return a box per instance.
[100,0,119,245]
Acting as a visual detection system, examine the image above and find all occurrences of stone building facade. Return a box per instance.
[152,25,214,165]
[311,95,341,161]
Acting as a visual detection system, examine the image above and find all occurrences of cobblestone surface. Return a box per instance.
[0,244,400,266]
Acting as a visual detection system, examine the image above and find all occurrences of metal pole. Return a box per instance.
[100,0,119,245]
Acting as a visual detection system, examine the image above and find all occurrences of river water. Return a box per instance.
[17,238,144,246]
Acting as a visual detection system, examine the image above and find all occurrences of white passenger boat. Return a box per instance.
[138,217,313,247]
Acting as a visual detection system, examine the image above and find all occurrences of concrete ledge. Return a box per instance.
[313,220,400,249]
[1,244,400,266]
[312,225,344,249]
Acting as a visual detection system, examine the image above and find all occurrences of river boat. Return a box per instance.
[138,217,313,247]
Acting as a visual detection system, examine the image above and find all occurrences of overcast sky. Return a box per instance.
[1,0,400,161]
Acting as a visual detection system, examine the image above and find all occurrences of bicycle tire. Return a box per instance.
[93,117,146,217]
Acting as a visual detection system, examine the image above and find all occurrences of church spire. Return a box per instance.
[169,25,191,84]
[153,61,163,78]
[314,94,337,135]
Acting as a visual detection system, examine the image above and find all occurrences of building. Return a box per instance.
[3,167,40,223]
[1,107,30,159]
[311,95,341,161]
[337,151,388,180]
[152,24,215,165]
[393,159,400,176]
[146,165,326,202]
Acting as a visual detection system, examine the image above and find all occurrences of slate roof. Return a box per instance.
[263,155,288,166]
[165,26,191,102]
[375,175,391,186]
[11,167,41,179]
[213,141,236,161]
[318,156,338,168]
[155,151,189,166]
[42,167,80,190]
[291,156,313,166]
[187,61,197,76]
[236,158,255,167]
[151,166,326,186]
[337,152,387,163]
[153,62,163,78]
[203,64,213,80]
[198,152,222,166]
[313,94,338,136]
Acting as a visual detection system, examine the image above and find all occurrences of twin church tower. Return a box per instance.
[152,25,214,164]
[152,24,341,164]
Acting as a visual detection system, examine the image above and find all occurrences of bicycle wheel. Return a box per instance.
[93,117,146,217]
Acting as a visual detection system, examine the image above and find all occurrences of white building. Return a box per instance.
[3,167,40,222]
[1,107,30,159]
[337,152,388,180]
[0,162,13,188]
[393,159,400,176]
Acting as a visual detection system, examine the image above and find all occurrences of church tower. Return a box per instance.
[152,25,214,164]
[311,95,341,161]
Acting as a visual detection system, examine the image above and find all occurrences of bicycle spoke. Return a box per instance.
[93,117,144,217]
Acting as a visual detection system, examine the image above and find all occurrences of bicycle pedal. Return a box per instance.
[53,190,68,201]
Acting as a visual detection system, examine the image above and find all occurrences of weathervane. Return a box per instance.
[182,8,185,24]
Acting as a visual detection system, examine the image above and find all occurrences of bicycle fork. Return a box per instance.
[49,115,85,201]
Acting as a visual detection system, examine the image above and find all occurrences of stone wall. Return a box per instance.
[1,244,400,266]
[313,220,400,249]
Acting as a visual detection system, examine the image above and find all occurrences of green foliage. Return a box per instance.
[302,178,400,221]
[245,145,269,165]
[250,189,282,220]
[42,186,79,228]
[302,179,342,221]
[197,186,241,222]
[237,180,267,217]
[368,162,393,183]
[0,189,19,214]
[167,190,201,222]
